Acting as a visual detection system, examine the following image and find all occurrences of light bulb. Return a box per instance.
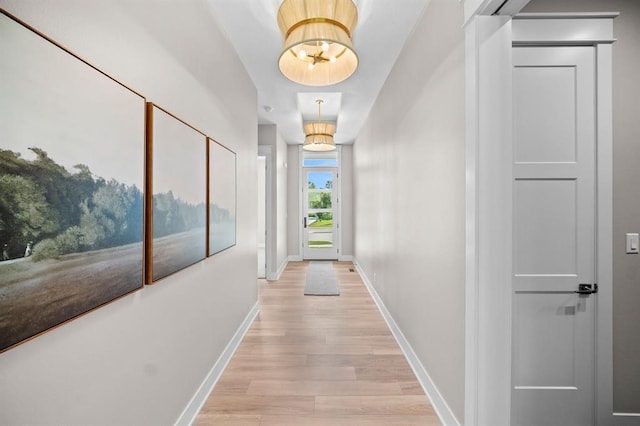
[297,49,307,60]
[308,63,314,70]
[321,42,329,52]
[330,56,337,63]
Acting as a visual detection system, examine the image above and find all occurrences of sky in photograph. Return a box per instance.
[0,13,144,188]
[153,107,206,206]
[210,142,236,213]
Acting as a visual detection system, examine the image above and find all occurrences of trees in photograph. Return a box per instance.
[0,148,143,261]
[152,191,206,239]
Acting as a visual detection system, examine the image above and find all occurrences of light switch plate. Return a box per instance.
[626,233,639,254]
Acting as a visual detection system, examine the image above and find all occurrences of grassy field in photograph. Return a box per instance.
[152,228,206,282]
[0,243,143,351]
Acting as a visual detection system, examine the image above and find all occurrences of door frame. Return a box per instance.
[298,146,342,261]
[302,167,338,260]
[463,5,616,425]
[258,145,274,280]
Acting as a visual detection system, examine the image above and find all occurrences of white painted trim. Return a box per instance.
[512,14,617,45]
[336,146,344,260]
[258,145,273,281]
[464,16,480,426]
[288,255,303,262]
[464,15,514,426]
[514,12,620,19]
[595,40,615,426]
[353,259,460,426]
[271,257,288,281]
[297,146,304,257]
[175,302,259,426]
[338,255,353,262]
[299,148,341,261]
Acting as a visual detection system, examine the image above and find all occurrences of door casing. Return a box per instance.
[463,10,616,426]
[298,146,342,261]
[302,167,338,260]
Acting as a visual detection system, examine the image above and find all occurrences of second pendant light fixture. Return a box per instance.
[303,99,336,152]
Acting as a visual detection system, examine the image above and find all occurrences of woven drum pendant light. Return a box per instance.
[303,99,336,151]
[277,0,359,86]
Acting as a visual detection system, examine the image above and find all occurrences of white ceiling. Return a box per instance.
[206,0,429,145]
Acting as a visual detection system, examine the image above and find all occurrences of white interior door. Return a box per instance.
[512,45,597,425]
[303,168,338,260]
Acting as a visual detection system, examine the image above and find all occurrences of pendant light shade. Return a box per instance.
[278,0,358,86]
[303,100,336,151]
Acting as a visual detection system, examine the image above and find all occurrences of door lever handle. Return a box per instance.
[303,217,307,228]
[575,284,598,295]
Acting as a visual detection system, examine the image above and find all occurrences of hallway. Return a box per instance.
[194,261,441,425]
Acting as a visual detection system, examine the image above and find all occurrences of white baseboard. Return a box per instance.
[175,302,259,426]
[352,259,460,426]
[272,258,288,280]
[288,255,303,262]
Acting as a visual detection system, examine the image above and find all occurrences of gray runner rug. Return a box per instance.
[304,261,340,296]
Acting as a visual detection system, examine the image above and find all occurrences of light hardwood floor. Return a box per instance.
[194,261,441,425]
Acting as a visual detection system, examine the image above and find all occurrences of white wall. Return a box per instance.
[353,0,466,421]
[0,1,258,424]
[258,124,288,277]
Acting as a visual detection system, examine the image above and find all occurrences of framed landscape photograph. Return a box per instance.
[208,139,237,255]
[0,11,145,352]
[146,104,207,283]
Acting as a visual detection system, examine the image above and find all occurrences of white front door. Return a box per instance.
[302,168,338,260]
[512,45,597,425]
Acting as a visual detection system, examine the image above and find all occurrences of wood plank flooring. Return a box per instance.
[194,261,441,425]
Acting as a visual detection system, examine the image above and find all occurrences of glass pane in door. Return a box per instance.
[308,172,333,190]
[307,212,333,248]
[304,169,337,259]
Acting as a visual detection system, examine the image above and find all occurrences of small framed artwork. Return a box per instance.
[145,103,207,283]
[208,138,237,255]
[0,11,145,352]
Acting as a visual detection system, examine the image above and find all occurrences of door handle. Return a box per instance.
[575,284,598,295]
[303,217,307,228]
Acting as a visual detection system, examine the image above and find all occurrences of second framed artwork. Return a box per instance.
[146,104,207,283]
[209,139,237,255]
